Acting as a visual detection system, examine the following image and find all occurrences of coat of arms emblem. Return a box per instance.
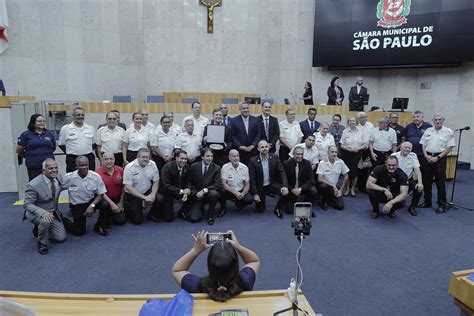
[376,0,411,28]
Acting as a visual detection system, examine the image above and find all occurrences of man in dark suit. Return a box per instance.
[231,101,260,164]
[182,148,222,225]
[23,159,66,255]
[159,149,191,222]
[299,107,320,140]
[283,146,317,216]
[249,140,289,218]
[349,77,368,111]
[203,108,233,166]
[257,101,280,153]
[219,103,232,126]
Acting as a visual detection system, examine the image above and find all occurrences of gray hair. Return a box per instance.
[357,112,367,118]
[378,116,389,123]
[42,158,57,170]
[432,112,445,120]
[137,148,150,156]
[184,118,194,126]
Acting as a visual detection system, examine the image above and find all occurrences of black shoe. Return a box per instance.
[94,225,109,236]
[37,242,48,255]
[311,211,316,218]
[147,213,160,223]
[321,201,328,211]
[274,208,284,219]
[371,211,379,219]
[32,225,38,238]
[207,217,214,225]
[435,206,446,214]
[217,208,227,218]
[408,206,417,216]
[418,202,432,208]
[388,212,397,219]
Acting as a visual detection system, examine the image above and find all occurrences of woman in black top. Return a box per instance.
[301,81,314,105]
[327,76,344,105]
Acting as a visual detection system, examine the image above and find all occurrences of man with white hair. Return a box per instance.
[369,116,397,166]
[357,111,374,192]
[391,142,423,216]
[419,113,455,214]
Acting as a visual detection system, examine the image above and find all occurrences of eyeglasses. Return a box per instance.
[162,121,171,124]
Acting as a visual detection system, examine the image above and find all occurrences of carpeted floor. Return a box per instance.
[1,170,473,315]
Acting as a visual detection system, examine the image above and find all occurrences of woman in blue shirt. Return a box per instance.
[172,230,260,302]
[17,114,56,180]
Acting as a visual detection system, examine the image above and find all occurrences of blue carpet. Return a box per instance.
[1,170,474,315]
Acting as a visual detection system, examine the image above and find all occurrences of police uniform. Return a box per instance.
[58,122,96,172]
[419,126,455,210]
[316,159,349,210]
[123,159,164,224]
[370,127,397,166]
[122,125,151,162]
[289,143,319,168]
[175,132,201,161]
[157,123,182,137]
[182,115,209,136]
[220,162,253,211]
[279,120,304,162]
[96,125,125,166]
[339,127,367,179]
[150,128,178,172]
[391,151,422,210]
[314,132,336,161]
[62,170,107,235]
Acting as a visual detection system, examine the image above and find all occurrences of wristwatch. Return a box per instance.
[203,188,209,194]
[90,203,96,208]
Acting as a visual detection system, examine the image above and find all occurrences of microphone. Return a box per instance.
[455,126,470,131]
[290,92,296,104]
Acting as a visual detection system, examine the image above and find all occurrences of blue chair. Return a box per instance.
[147,95,165,103]
[222,97,239,104]
[181,98,199,104]
[112,95,132,103]
[261,98,274,105]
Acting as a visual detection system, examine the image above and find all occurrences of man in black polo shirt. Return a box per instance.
[366,156,408,219]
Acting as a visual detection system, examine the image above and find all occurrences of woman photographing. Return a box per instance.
[172,230,260,302]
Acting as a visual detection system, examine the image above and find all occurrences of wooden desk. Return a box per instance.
[446,153,458,180]
[448,269,474,315]
[163,92,260,104]
[0,96,36,108]
[0,289,316,316]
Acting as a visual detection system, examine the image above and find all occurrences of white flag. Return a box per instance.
[0,0,9,54]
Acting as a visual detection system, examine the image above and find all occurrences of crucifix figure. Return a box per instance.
[199,0,222,33]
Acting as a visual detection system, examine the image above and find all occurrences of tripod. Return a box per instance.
[274,234,309,316]
[443,127,473,211]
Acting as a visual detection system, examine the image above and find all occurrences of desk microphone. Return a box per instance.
[290,92,296,104]
[455,126,470,131]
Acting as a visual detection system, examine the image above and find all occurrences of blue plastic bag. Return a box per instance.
[139,290,193,316]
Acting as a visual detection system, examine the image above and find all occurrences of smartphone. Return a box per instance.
[294,202,312,219]
[206,233,231,245]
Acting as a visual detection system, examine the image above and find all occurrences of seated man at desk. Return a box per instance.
[23,158,66,255]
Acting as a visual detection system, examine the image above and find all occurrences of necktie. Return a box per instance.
[295,163,299,188]
[203,165,208,175]
[310,121,314,133]
[264,118,269,140]
[51,179,58,213]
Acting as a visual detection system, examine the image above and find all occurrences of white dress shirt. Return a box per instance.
[391,152,420,178]
[58,122,96,155]
[221,162,249,192]
[419,126,456,153]
[314,132,336,160]
[175,132,201,158]
[182,115,209,136]
[280,120,304,148]
[370,127,397,152]
[289,143,319,166]
[63,171,107,205]
[340,127,367,149]
[150,128,178,157]
[316,159,349,185]
[96,126,125,154]
[122,125,151,151]
[123,159,160,194]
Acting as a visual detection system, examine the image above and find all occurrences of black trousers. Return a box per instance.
[279,146,291,163]
[422,154,447,207]
[126,150,138,163]
[368,190,405,214]
[357,149,371,192]
[408,178,423,208]
[220,190,254,211]
[63,198,106,236]
[255,185,285,212]
[113,153,124,167]
[66,152,96,173]
[182,190,220,222]
[27,167,43,181]
[285,185,318,214]
[96,199,126,226]
[372,149,392,167]
[317,183,344,210]
[124,191,165,224]
[152,154,167,174]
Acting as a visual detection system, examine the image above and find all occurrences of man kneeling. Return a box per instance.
[366,156,408,219]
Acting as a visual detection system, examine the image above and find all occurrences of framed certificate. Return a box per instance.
[206,125,226,150]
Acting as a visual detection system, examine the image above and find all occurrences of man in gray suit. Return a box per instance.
[24,158,66,255]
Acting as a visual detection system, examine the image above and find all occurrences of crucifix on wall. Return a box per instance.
[199,0,222,33]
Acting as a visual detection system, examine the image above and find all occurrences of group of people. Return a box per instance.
[19,101,455,256]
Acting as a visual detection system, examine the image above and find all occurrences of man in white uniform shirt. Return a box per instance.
[58,107,97,172]
[137,108,155,133]
[219,149,254,217]
[289,134,319,170]
[419,113,455,214]
[96,111,125,167]
[160,111,182,136]
[314,122,336,161]
[316,146,349,211]
[123,148,164,224]
[391,142,423,216]
[181,101,209,136]
[357,111,374,192]
[369,116,397,166]
[279,109,304,162]
[62,156,108,236]
[176,119,202,163]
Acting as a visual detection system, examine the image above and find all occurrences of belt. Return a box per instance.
[427,152,441,156]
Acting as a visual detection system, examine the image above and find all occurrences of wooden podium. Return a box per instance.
[0,289,317,316]
[448,269,474,315]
